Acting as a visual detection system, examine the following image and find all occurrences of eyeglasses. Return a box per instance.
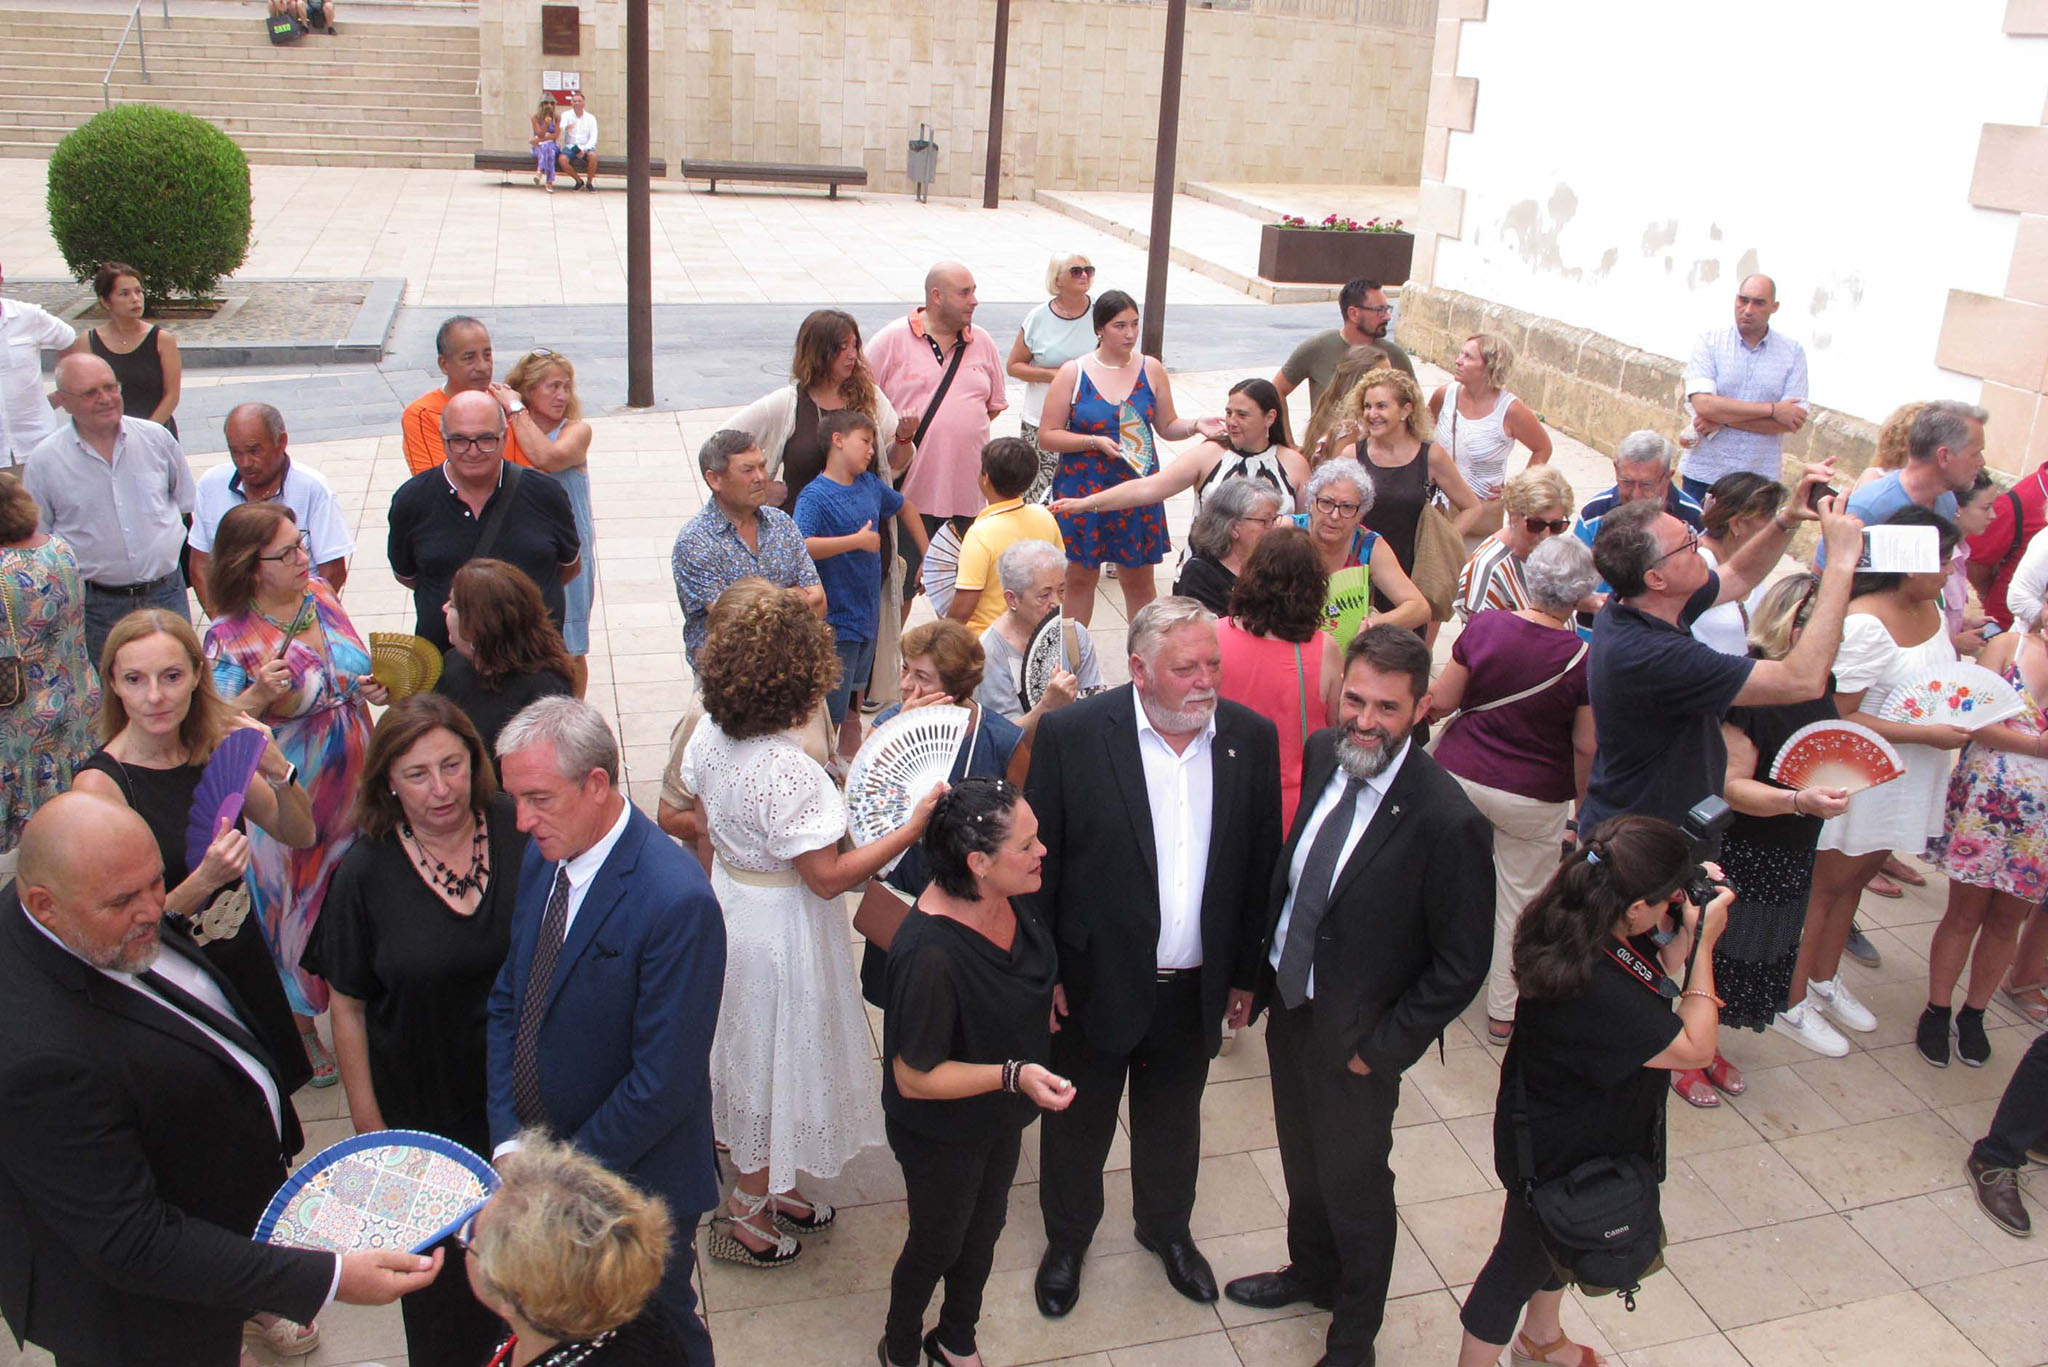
[1313,496,1362,519]
[1356,302,1393,315]
[452,1210,479,1250]
[1522,516,1571,536]
[1067,265,1096,278]
[257,530,312,563]
[1649,531,1702,567]
[444,434,504,454]
[526,347,562,359]
[1239,513,1279,528]
[1614,478,1667,497]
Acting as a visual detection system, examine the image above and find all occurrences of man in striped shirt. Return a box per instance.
[1455,465,1576,620]
[1681,275,1809,500]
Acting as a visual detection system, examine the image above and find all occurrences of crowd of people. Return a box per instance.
[0,252,2044,1367]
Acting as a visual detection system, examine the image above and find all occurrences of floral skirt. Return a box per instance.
[1051,447,1168,570]
[1927,743,2048,901]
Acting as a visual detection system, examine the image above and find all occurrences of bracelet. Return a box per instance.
[1001,1060,1023,1094]
[1681,989,1724,1007]
[1789,788,1803,816]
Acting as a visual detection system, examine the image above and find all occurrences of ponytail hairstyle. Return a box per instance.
[1513,815,1691,1000]
[921,776,1022,899]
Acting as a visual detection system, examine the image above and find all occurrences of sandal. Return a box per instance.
[299,1030,338,1089]
[244,1316,321,1358]
[1866,873,1904,899]
[1511,1329,1604,1367]
[1487,1018,1514,1046]
[1705,1052,1745,1096]
[1671,1068,1721,1108]
[706,1189,802,1268]
[2001,978,2048,1026]
[1881,855,1927,887]
[770,1188,837,1233]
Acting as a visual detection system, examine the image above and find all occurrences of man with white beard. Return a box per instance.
[1227,624,1494,1367]
[1024,597,1283,1318]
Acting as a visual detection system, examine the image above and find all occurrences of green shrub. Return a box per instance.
[46,104,252,301]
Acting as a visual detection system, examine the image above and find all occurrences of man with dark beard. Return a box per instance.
[1227,624,1493,1367]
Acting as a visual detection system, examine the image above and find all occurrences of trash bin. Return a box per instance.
[908,123,938,203]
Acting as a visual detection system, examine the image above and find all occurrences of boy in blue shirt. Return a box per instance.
[794,408,926,731]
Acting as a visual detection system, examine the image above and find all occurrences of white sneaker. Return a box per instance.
[1809,975,1877,1033]
[1771,999,1850,1057]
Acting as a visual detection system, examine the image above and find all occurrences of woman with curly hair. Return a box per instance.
[1217,526,1338,830]
[1297,343,1389,464]
[1340,366,1483,564]
[677,586,941,1270]
[434,557,575,756]
[1853,401,1926,492]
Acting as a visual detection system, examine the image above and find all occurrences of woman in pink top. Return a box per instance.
[1215,526,1341,831]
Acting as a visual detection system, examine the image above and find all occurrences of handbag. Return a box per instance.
[1410,494,1466,624]
[1509,1067,1665,1310]
[0,562,27,708]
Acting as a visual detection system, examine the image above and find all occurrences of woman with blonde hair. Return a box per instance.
[1454,465,1576,621]
[1854,401,1926,492]
[465,1130,688,1362]
[1428,332,1551,537]
[1297,343,1389,463]
[499,349,598,695]
[529,96,559,190]
[1341,367,1483,567]
[1008,252,1100,502]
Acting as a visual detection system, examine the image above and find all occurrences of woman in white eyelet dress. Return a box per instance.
[677,584,937,1269]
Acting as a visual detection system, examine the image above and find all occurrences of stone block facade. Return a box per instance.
[483,0,1432,200]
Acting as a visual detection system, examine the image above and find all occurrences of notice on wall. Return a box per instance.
[541,4,579,56]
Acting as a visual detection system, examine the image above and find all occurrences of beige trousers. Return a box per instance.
[1450,772,1570,1022]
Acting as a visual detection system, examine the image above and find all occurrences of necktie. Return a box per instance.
[1276,775,1365,1010]
[511,866,571,1127]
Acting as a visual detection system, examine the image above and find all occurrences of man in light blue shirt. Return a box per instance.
[1818,400,1986,567]
[1682,275,1810,499]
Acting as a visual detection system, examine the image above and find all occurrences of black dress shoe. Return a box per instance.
[1035,1245,1083,1317]
[1135,1229,1218,1303]
[1224,1264,1335,1310]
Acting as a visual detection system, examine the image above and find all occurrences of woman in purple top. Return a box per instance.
[1429,535,1598,1045]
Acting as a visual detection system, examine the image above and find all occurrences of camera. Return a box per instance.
[1680,794,1734,911]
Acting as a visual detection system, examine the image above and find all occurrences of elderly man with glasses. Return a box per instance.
[386,389,580,652]
[21,353,196,664]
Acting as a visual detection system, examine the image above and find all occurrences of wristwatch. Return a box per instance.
[266,762,299,789]
[505,398,526,416]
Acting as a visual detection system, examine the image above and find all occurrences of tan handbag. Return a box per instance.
[1410,499,1466,623]
[853,878,911,950]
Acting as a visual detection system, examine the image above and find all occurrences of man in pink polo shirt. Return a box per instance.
[868,261,1008,590]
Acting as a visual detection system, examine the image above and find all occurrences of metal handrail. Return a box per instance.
[102,0,173,110]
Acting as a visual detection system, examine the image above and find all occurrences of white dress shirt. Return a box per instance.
[1133,689,1215,970]
[1,297,74,465]
[558,797,633,941]
[22,416,195,584]
[1268,738,1412,999]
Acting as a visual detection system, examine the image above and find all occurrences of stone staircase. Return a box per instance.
[0,4,481,168]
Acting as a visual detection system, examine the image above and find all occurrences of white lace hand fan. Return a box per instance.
[1021,608,1068,712]
[845,704,970,845]
[1876,661,2027,730]
[1770,720,1905,794]
[920,522,965,618]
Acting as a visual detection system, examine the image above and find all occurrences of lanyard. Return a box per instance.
[1606,939,1678,1000]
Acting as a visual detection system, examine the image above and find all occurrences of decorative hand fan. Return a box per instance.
[1115,400,1158,476]
[256,1130,497,1256]
[845,704,971,845]
[184,727,268,872]
[369,633,443,701]
[1770,720,1905,794]
[920,523,964,618]
[1876,661,2028,730]
[1020,608,1069,712]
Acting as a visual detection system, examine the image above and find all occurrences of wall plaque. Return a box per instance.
[541,5,579,56]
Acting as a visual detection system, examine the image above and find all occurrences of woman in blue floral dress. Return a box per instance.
[1923,623,2048,1067]
[0,474,97,855]
[1041,290,1221,625]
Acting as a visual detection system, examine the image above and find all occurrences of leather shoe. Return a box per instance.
[1135,1229,1217,1303]
[1967,1153,2032,1238]
[1223,1265,1335,1311]
[1034,1245,1083,1317]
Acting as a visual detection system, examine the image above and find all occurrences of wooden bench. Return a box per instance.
[472,150,668,183]
[678,158,868,198]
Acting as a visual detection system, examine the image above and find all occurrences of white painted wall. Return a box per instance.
[1436,1,2044,424]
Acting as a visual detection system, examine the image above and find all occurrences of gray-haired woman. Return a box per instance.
[1428,535,1599,1045]
[1172,476,1284,616]
[1288,458,1431,633]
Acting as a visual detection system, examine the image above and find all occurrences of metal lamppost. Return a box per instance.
[1140,0,1187,359]
[983,0,1012,208]
[625,0,653,407]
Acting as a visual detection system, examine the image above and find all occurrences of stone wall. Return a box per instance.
[482,0,1432,200]
[1398,282,1881,485]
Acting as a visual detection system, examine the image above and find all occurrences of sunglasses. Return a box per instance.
[1522,516,1570,536]
[1068,265,1096,278]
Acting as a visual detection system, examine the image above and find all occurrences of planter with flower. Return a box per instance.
[1258,213,1414,285]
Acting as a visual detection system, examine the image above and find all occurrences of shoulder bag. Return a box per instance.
[1509,1065,1665,1310]
[470,464,526,562]
[0,560,26,708]
[1431,639,1588,741]
[1410,459,1467,623]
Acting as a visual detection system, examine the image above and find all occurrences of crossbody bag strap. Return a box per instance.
[1510,1063,1539,1202]
[1439,639,1588,732]
[0,556,20,654]
[1293,641,1309,743]
[912,339,970,449]
[470,464,525,563]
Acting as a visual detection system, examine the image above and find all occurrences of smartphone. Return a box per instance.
[1806,482,1840,513]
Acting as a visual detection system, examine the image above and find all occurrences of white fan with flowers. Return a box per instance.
[1876,662,2028,731]
[845,704,970,845]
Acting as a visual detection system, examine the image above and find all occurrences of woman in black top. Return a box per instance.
[86,261,181,438]
[879,778,1073,1367]
[435,557,574,755]
[304,693,523,1366]
[1458,816,1729,1367]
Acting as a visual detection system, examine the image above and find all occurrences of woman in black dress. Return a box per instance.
[87,261,181,438]
[1456,816,1730,1367]
[878,778,1074,1367]
[304,692,524,1365]
[70,608,323,1358]
[435,557,574,755]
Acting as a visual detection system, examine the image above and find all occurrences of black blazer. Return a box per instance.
[1025,684,1282,1057]
[1253,730,1494,1075]
[0,893,334,1367]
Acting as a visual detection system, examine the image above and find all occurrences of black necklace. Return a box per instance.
[403,814,489,898]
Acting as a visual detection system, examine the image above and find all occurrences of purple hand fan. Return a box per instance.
[185,728,269,872]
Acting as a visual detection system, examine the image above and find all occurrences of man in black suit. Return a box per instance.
[0,794,441,1367]
[1226,625,1494,1367]
[1026,597,1283,1316]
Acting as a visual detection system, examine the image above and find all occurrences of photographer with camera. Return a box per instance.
[1456,816,1730,1367]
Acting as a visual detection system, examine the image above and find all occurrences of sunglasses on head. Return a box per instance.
[1523,516,1570,536]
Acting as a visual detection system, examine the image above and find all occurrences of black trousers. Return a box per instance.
[884,1119,1023,1364]
[1460,1190,1563,1346]
[1267,999,1402,1367]
[1039,973,1209,1250]
[1975,1027,2048,1169]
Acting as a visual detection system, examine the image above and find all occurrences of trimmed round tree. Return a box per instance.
[47,104,252,302]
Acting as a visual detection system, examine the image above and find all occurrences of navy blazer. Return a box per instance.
[487,805,726,1219]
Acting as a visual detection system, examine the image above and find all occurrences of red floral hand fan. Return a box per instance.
[1770,720,1905,795]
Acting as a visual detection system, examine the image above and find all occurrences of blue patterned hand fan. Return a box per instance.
[184,727,268,871]
[257,1130,498,1255]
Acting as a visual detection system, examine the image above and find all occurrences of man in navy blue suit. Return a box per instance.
[487,697,726,1364]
